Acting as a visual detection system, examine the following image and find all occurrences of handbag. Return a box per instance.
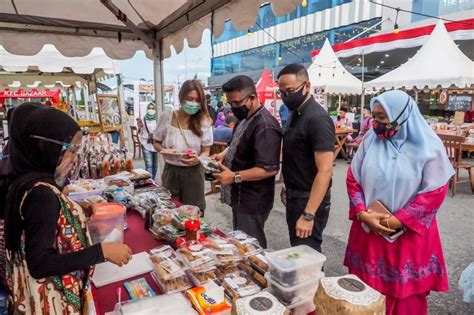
[173,111,192,149]
[144,120,154,144]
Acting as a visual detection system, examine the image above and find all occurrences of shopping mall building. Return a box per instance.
[208,0,473,113]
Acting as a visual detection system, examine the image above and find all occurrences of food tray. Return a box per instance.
[265,272,324,305]
[266,245,326,286]
[149,246,187,281]
[151,271,192,294]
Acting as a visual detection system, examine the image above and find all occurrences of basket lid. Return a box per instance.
[92,202,126,219]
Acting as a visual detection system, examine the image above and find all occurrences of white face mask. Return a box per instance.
[147,109,156,116]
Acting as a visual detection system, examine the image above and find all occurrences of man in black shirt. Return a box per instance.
[278,64,335,253]
[213,75,282,248]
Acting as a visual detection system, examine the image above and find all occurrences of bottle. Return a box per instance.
[113,187,128,230]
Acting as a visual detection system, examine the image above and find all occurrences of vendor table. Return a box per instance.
[93,210,165,314]
[335,128,357,161]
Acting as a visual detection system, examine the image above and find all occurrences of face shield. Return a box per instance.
[31,133,87,187]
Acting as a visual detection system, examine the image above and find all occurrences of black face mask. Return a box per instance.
[231,104,250,121]
[281,85,308,111]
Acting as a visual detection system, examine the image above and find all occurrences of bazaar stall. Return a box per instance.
[306,39,362,110]
[255,68,283,118]
[65,145,386,314]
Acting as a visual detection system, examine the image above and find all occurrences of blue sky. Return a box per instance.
[120,29,212,86]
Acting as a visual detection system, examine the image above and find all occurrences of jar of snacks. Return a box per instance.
[184,220,201,242]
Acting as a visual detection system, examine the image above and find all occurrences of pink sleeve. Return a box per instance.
[346,168,367,220]
[394,184,449,235]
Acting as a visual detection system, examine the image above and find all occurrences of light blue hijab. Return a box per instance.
[351,90,454,213]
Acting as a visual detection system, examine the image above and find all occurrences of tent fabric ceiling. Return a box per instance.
[0,0,300,59]
[365,21,474,90]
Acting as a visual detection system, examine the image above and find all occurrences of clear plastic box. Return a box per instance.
[266,245,326,286]
[87,203,125,244]
[265,272,323,305]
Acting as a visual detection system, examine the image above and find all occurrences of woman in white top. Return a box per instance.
[153,80,213,213]
[137,103,158,179]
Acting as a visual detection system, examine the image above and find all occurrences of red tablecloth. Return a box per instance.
[93,210,165,314]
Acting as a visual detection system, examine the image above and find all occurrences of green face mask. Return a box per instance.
[182,101,201,115]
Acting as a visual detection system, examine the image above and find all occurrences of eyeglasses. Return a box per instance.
[227,95,252,108]
[277,81,307,97]
[30,135,82,153]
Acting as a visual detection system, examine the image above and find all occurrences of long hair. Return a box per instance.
[179,80,211,137]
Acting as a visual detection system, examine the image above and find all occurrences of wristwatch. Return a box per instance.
[302,211,315,221]
[234,171,242,184]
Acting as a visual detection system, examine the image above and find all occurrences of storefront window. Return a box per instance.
[211,18,381,76]
[412,0,473,22]
[213,0,352,44]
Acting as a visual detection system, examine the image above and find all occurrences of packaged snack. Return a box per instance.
[216,264,240,279]
[266,272,323,305]
[238,262,267,288]
[155,224,185,243]
[186,281,232,315]
[228,231,263,257]
[206,235,242,265]
[249,252,270,274]
[124,278,156,300]
[187,269,219,286]
[220,272,261,300]
[151,272,192,294]
[152,208,175,227]
[149,246,187,280]
[177,205,201,218]
[178,244,216,271]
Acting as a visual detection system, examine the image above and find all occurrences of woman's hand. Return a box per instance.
[101,243,133,267]
[181,154,200,166]
[359,211,396,236]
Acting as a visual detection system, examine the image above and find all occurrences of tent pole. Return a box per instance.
[360,50,365,124]
[85,82,91,121]
[153,42,165,184]
[338,94,341,111]
[153,42,165,117]
[71,86,78,120]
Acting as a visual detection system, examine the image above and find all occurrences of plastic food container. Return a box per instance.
[286,294,316,315]
[266,245,326,286]
[265,272,323,305]
[87,203,126,244]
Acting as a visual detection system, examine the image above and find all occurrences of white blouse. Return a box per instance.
[153,110,213,166]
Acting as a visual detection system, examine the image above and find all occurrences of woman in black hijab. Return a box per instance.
[5,103,132,314]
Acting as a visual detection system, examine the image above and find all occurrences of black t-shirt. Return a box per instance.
[282,96,335,192]
[229,107,282,214]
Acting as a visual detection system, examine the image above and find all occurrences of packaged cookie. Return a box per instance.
[220,272,261,300]
[149,246,187,280]
[151,271,192,294]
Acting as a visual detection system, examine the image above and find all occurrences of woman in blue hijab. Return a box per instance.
[344,90,454,315]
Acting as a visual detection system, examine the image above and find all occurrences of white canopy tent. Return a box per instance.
[366,21,474,90]
[0,44,120,88]
[0,0,301,112]
[307,39,363,95]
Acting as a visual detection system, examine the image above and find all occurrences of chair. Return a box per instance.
[205,141,228,196]
[130,126,141,159]
[438,134,474,196]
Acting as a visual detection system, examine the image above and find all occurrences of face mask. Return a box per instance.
[281,85,308,111]
[147,109,156,116]
[182,101,201,115]
[231,104,250,121]
[372,97,412,140]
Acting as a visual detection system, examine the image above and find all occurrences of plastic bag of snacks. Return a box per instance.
[186,268,219,286]
[149,246,187,280]
[228,230,264,257]
[205,235,242,265]
[177,243,216,273]
[154,224,185,243]
[177,205,200,218]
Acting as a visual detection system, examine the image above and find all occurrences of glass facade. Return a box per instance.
[211,18,381,77]
[213,1,352,44]
[412,0,474,22]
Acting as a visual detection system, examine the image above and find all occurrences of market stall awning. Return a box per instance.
[310,18,474,59]
[0,0,301,60]
[307,39,362,95]
[0,44,120,88]
[365,21,474,90]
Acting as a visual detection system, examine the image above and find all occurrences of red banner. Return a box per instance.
[0,88,61,105]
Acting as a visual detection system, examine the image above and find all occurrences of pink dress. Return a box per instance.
[344,168,449,300]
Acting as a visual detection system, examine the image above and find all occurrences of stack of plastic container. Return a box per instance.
[265,245,326,314]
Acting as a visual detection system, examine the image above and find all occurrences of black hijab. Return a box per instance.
[5,102,80,253]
